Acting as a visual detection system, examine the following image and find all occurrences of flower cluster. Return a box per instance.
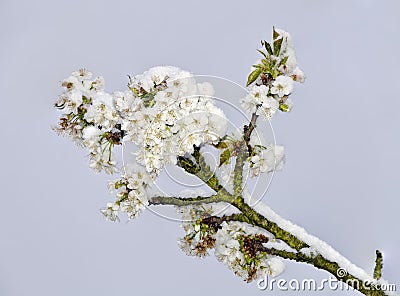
[54,66,229,220]
[177,204,285,282]
[101,164,153,221]
[215,221,285,282]
[241,28,305,120]
[242,131,285,177]
[177,204,218,258]
[53,69,120,174]
[249,144,285,177]
[53,39,300,223]
[121,66,228,177]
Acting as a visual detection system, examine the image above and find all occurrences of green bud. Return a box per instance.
[279,103,289,112]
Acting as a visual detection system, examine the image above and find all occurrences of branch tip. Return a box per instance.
[373,249,383,280]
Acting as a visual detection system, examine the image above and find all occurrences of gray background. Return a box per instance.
[0,0,399,295]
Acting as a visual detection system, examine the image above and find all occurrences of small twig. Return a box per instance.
[149,193,230,207]
[374,250,383,280]
[243,111,259,155]
[201,214,251,230]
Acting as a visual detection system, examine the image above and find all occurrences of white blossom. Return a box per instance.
[241,84,281,120]
[100,202,120,222]
[274,29,297,74]
[290,66,306,83]
[176,202,217,257]
[240,95,258,115]
[214,221,285,282]
[249,85,269,103]
[250,144,285,177]
[120,68,228,177]
[270,75,294,97]
[102,164,152,221]
[257,96,279,120]
[84,92,119,131]
[81,125,118,174]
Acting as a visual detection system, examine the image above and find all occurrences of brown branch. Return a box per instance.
[243,111,259,155]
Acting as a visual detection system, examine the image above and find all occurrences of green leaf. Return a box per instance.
[257,49,267,58]
[82,95,91,104]
[246,68,262,86]
[213,141,228,150]
[254,144,267,150]
[261,59,269,67]
[219,149,231,167]
[273,26,280,40]
[141,92,155,107]
[273,37,283,56]
[128,86,139,96]
[280,55,289,66]
[264,42,273,55]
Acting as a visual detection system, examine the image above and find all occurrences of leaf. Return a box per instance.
[141,92,155,107]
[279,55,289,66]
[269,58,277,72]
[261,59,269,67]
[257,49,267,58]
[254,144,267,150]
[219,149,231,167]
[273,26,280,40]
[264,42,273,55]
[213,141,228,149]
[273,37,283,56]
[246,68,262,86]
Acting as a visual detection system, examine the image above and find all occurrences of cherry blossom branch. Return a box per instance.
[149,193,231,206]
[243,110,259,154]
[52,28,397,295]
[171,131,394,295]
[231,197,308,250]
[201,213,251,226]
[229,140,392,295]
[374,250,383,280]
[177,155,231,197]
[175,146,309,250]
